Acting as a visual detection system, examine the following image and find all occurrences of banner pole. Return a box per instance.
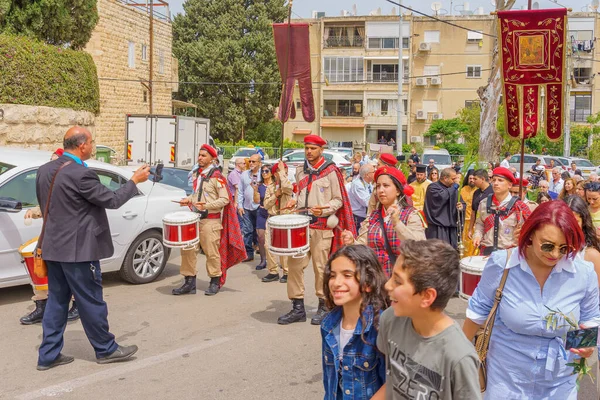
[518,0,533,200]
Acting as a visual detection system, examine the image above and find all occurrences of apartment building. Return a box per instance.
[286,11,599,148]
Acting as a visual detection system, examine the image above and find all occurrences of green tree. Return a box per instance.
[173,0,287,141]
[0,0,98,49]
[457,103,481,154]
[245,120,283,146]
[424,118,467,145]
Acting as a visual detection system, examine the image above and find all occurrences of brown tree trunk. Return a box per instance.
[477,0,516,162]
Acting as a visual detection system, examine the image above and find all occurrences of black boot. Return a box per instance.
[277,299,307,325]
[20,299,47,325]
[311,298,329,326]
[205,277,221,296]
[172,276,197,295]
[67,301,80,321]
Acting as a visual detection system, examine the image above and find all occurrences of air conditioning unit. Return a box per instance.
[410,136,423,143]
[416,110,427,120]
[430,76,442,85]
[416,77,427,86]
[432,113,444,120]
[419,42,431,51]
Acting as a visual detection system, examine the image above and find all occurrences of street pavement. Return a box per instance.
[0,251,597,399]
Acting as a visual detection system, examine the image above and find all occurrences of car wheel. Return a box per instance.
[120,230,171,284]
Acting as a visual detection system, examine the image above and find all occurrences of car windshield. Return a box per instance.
[423,154,451,165]
[233,149,258,157]
[575,159,594,167]
[0,162,15,176]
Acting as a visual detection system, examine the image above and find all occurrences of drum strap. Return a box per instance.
[486,195,518,252]
[378,213,397,266]
[38,161,73,250]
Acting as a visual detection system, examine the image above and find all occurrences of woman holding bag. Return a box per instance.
[463,201,600,398]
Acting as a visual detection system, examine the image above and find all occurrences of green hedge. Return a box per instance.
[0,34,99,113]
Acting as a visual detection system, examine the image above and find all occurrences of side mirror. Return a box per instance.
[217,147,224,156]
[396,155,406,162]
[0,197,23,213]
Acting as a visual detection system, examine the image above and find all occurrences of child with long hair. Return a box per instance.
[321,245,388,399]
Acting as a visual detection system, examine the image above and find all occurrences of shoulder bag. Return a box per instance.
[33,161,72,278]
[474,248,511,392]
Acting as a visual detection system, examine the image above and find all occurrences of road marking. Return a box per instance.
[16,337,231,400]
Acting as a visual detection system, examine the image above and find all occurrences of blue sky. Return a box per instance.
[168,0,590,18]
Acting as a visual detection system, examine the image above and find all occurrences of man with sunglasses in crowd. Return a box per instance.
[237,154,262,265]
[472,167,532,255]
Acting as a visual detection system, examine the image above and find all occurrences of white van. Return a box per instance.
[421,148,452,170]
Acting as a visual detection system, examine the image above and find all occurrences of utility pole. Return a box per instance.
[396,2,404,155]
[149,0,154,115]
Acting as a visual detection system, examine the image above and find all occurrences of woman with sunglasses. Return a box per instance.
[428,167,439,183]
[253,166,273,270]
[463,201,600,399]
[585,182,600,235]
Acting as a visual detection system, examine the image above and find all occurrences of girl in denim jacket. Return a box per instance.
[321,245,388,399]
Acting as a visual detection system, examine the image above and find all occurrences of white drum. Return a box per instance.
[459,256,488,300]
[162,211,200,249]
[267,214,311,257]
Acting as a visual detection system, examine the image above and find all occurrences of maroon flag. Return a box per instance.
[272,23,315,122]
[497,8,567,140]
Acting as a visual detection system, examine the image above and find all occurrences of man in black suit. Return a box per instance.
[35,126,150,370]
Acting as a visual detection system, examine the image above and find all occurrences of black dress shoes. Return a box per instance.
[96,345,138,364]
[37,353,74,371]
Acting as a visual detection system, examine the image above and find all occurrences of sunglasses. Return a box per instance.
[261,170,270,174]
[539,242,572,255]
[249,160,259,164]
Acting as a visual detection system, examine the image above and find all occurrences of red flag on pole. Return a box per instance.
[272,23,315,123]
[497,8,567,140]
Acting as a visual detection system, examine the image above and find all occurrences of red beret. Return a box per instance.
[303,134,327,147]
[271,162,288,175]
[200,144,217,158]
[374,166,413,197]
[379,153,397,167]
[492,167,517,184]
[518,178,529,187]
[54,148,64,157]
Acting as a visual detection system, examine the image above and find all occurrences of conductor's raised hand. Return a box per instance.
[131,164,151,184]
[341,230,354,245]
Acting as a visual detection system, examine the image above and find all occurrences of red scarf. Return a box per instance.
[297,162,356,255]
[205,169,247,286]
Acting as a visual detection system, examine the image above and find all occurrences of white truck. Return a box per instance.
[125,115,219,169]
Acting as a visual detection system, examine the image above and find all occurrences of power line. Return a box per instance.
[384,0,497,38]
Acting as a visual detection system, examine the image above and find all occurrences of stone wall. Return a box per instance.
[0,104,95,150]
[85,0,176,157]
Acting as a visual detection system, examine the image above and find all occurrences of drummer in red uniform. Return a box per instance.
[173,144,246,296]
[278,135,355,326]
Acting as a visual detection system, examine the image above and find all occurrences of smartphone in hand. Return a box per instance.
[565,327,599,350]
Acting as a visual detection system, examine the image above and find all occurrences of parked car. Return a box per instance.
[124,165,193,195]
[508,154,567,173]
[227,147,268,173]
[265,149,352,170]
[559,157,595,178]
[329,147,354,159]
[421,148,452,171]
[0,148,187,289]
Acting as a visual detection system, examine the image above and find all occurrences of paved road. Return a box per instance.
[0,251,597,399]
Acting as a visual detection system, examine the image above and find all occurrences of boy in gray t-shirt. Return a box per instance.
[373,240,481,400]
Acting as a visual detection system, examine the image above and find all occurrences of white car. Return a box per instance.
[227,147,268,173]
[266,150,352,170]
[0,148,187,289]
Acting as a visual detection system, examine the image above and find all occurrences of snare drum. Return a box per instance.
[163,211,200,249]
[19,237,48,291]
[459,255,488,300]
[267,214,310,257]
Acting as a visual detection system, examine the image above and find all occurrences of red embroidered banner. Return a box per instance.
[273,23,315,123]
[497,8,567,140]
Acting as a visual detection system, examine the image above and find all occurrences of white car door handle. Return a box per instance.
[122,211,138,219]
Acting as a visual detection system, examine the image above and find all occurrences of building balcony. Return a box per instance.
[324,36,365,48]
[365,114,409,126]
